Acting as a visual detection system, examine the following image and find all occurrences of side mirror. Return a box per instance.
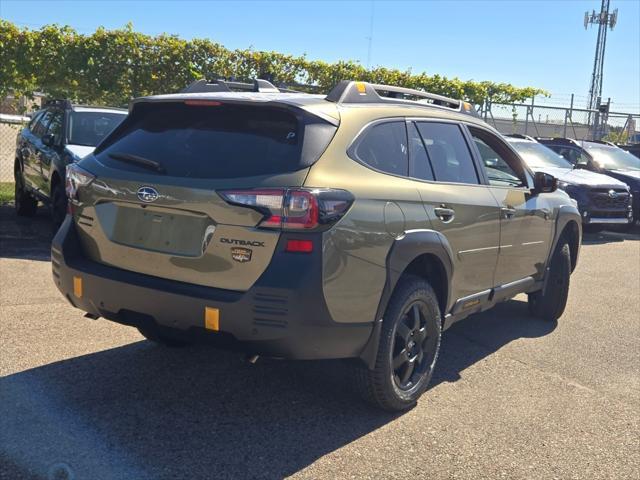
[533,171,557,194]
[42,133,55,147]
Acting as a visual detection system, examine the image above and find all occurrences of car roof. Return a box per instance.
[130,90,492,131]
[131,79,489,130]
[71,105,127,114]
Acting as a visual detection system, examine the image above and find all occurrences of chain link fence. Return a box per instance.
[480,97,639,142]
[0,115,27,202]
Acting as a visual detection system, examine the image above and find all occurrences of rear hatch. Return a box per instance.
[70,98,338,291]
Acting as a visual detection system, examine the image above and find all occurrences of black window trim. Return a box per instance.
[346,117,410,179]
[463,123,534,190]
[44,108,65,147]
[28,110,45,131]
[405,117,485,187]
[32,109,54,138]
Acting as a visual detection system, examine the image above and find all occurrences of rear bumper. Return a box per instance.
[52,217,372,360]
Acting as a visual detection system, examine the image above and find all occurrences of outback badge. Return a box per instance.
[231,247,252,263]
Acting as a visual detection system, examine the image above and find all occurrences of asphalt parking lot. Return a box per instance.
[1,205,639,480]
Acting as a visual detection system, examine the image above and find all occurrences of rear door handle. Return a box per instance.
[501,206,517,219]
[434,206,455,223]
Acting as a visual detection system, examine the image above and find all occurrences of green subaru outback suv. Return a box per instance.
[52,79,581,411]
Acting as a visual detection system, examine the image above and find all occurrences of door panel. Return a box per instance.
[418,183,501,301]
[409,121,501,303]
[467,126,552,285]
[35,109,64,194]
[489,187,553,283]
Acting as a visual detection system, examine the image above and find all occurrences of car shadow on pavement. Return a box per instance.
[581,228,640,245]
[1,299,555,480]
[0,204,53,261]
[432,299,557,387]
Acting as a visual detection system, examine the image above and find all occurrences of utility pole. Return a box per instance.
[584,0,618,138]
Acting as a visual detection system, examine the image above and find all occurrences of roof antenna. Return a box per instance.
[366,0,375,69]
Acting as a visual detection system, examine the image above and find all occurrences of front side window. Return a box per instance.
[28,111,44,131]
[46,110,64,146]
[355,121,408,176]
[470,129,526,188]
[414,122,479,184]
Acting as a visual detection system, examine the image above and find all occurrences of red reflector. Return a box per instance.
[285,239,313,253]
[184,100,222,106]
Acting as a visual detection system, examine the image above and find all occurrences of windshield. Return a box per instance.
[582,144,640,171]
[68,111,126,147]
[508,140,572,169]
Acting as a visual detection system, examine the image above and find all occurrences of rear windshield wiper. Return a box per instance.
[108,152,166,174]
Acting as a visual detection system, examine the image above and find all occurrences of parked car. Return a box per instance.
[14,100,127,229]
[52,79,581,411]
[618,143,640,159]
[504,135,632,231]
[536,137,640,228]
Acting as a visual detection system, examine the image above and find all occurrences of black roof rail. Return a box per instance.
[44,99,73,109]
[504,133,536,141]
[581,139,616,147]
[325,80,479,117]
[534,137,580,146]
[181,78,281,94]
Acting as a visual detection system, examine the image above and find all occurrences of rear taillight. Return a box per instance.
[65,164,95,200]
[220,188,354,231]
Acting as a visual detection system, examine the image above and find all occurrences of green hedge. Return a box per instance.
[0,20,546,110]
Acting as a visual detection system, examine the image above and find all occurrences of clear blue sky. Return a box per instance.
[1,0,639,111]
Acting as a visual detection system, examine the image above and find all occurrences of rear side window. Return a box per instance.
[95,102,333,179]
[408,123,434,181]
[415,122,479,184]
[353,121,408,176]
[549,145,588,166]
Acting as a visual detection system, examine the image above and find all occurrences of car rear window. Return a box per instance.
[94,102,324,179]
[68,111,126,147]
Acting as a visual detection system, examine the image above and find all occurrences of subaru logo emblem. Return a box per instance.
[137,186,159,203]
[608,189,618,199]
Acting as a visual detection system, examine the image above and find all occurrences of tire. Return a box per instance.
[14,164,38,217]
[50,181,67,233]
[528,240,571,322]
[353,275,442,412]
[137,326,191,348]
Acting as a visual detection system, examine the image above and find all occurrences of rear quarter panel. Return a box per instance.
[305,108,431,324]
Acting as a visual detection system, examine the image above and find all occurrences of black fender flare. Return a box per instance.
[358,229,454,369]
[540,205,581,295]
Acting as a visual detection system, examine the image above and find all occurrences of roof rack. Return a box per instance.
[325,80,479,118]
[181,78,281,94]
[582,139,617,147]
[534,137,579,145]
[44,99,73,109]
